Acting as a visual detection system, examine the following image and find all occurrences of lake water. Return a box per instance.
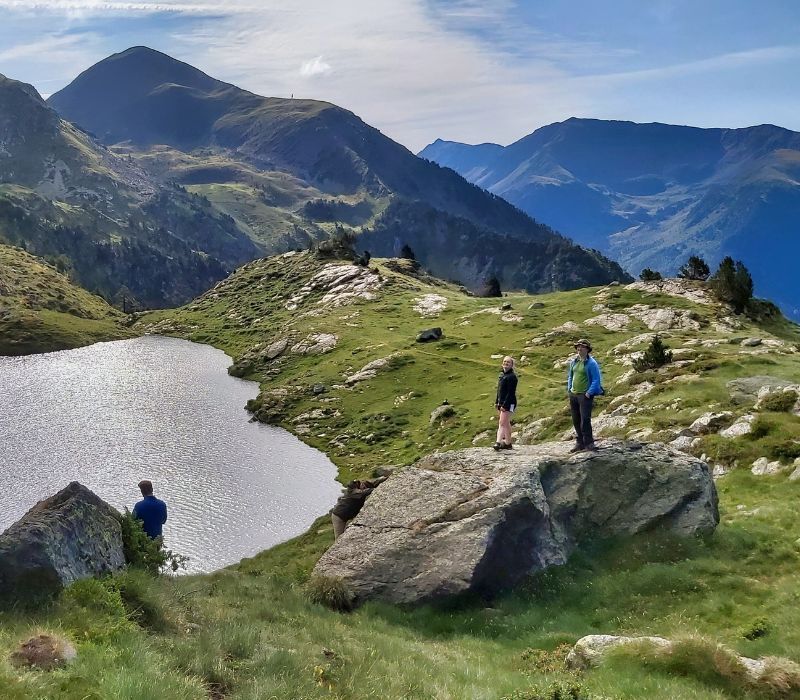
[0,336,341,573]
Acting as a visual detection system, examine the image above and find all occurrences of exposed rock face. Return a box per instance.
[751,457,785,476]
[720,414,755,438]
[416,327,443,343]
[291,333,338,354]
[413,294,448,317]
[313,441,718,605]
[0,482,125,606]
[346,356,393,384]
[625,279,713,305]
[727,376,794,405]
[688,412,733,435]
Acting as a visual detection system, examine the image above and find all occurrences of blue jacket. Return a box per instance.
[567,355,603,397]
[133,495,168,539]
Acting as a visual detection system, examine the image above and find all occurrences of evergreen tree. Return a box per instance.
[639,268,662,281]
[482,275,502,298]
[710,256,753,313]
[399,243,416,261]
[632,335,673,372]
[678,255,710,280]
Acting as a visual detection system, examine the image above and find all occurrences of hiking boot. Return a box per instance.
[584,443,599,452]
[501,442,513,450]
[492,442,503,451]
[569,444,585,454]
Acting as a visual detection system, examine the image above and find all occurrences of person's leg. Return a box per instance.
[569,395,584,450]
[580,395,595,448]
[500,409,512,445]
[495,410,504,445]
[331,514,347,539]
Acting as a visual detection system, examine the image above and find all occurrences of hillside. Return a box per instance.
[46,47,630,294]
[0,72,261,309]
[0,243,131,354]
[3,253,800,698]
[420,118,800,318]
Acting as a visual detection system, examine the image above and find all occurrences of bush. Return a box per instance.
[120,510,187,574]
[767,439,800,461]
[760,390,798,413]
[305,575,356,612]
[678,255,710,281]
[639,268,662,281]
[400,243,416,261]
[710,256,753,313]
[749,415,773,439]
[632,335,673,372]
[482,275,502,297]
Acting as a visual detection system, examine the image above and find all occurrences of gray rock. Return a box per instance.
[741,337,763,347]
[312,384,327,395]
[719,414,755,438]
[416,327,443,343]
[313,441,718,605]
[689,412,733,435]
[429,404,456,424]
[727,376,794,405]
[566,634,788,683]
[0,482,125,607]
[264,337,288,360]
[751,457,784,476]
[528,302,545,310]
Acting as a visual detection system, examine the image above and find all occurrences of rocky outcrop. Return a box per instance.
[416,327,443,343]
[313,441,718,605]
[0,482,125,606]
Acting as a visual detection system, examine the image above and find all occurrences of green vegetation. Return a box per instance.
[4,253,800,698]
[639,268,662,281]
[0,243,131,354]
[711,256,754,314]
[678,255,711,281]
[632,335,673,372]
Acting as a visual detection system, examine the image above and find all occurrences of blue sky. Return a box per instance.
[1,0,798,151]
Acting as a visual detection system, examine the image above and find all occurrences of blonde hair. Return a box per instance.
[502,356,515,368]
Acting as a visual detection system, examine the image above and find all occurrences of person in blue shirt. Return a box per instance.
[566,339,603,452]
[132,480,168,539]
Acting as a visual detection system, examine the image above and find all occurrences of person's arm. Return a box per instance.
[161,501,168,525]
[566,361,574,394]
[497,374,510,409]
[132,502,142,520]
[586,360,602,397]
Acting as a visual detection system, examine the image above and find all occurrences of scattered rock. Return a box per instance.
[719,414,755,438]
[628,305,701,331]
[500,303,512,311]
[584,313,631,331]
[689,412,733,435]
[566,634,671,670]
[9,634,77,670]
[430,404,456,424]
[264,337,289,360]
[515,417,552,444]
[0,482,125,606]
[416,327,443,343]
[669,435,695,452]
[472,430,491,445]
[789,461,800,482]
[751,457,785,476]
[312,384,326,395]
[346,356,393,384]
[741,337,763,347]
[625,278,713,305]
[291,333,338,354]
[413,294,448,317]
[592,414,630,434]
[313,441,718,605]
[528,302,545,309]
[565,633,794,687]
[286,263,384,310]
[727,376,794,405]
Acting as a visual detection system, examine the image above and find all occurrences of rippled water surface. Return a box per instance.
[0,336,341,573]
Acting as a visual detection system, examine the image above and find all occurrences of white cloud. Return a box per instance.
[299,55,331,77]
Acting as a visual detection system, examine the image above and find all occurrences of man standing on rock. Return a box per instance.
[132,480,168,539]
[567,339,603,452]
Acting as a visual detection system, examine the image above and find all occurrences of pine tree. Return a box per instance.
[632,335,673,372]
[678,255,710,280]
[399,244,416,261]
[639,268,662,281]
[710,256,753,313]
[482,275,502,297]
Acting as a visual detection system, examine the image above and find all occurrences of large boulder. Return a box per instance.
[313,441,718,605]
[0,482,125,607]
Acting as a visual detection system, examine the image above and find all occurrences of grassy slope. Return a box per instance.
[3,253,800,698]
[0,243,131,354]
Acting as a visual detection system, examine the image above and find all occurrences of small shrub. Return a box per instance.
[120,510,188,574]
[519,644,572,674]
[632,335,673,372]
[639,268,662,281]
[482,275,502,297]
[305,575,356,612]
[760,390,798,413]
[750,416,773,439]
[500,680,602,700]
[678,255,710,281]
[740,616,770,640]
[767,439,800,461]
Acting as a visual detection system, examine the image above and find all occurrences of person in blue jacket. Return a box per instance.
[132,480,168,539]
[566,339,603,452]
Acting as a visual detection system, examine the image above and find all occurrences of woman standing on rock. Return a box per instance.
[494,356,518,450]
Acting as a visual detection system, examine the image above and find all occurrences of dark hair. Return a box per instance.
[138,480,154,496]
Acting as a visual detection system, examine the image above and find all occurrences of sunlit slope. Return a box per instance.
[0,243,130,354]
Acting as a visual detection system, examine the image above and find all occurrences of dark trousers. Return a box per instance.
[569,393,595,447]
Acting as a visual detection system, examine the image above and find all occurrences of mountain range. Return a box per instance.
[39,47,628,302]
[420,118,800,319]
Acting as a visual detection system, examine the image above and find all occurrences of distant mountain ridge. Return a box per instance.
[420,118,800,318]
[0,71,261,308]
[45,47,630,294]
